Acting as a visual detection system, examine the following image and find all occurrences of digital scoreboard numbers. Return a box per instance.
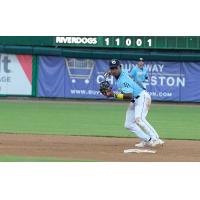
[102,37,153,48]
[0,36,199,50]
[54,36,200,50]
[55,36,154,48]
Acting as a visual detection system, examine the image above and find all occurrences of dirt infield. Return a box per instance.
[0,133,199,161]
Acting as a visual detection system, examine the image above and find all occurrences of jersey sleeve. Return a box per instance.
[129,67,136,79]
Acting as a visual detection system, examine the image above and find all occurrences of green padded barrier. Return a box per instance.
[0,45,200,61]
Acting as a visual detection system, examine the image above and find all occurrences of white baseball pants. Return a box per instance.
[124,91,159,141]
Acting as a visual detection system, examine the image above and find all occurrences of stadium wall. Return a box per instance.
[1,45,200,61]
[0,47,200,102]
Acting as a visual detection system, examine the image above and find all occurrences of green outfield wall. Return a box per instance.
[0,37,200,99]
[0,36,200,50]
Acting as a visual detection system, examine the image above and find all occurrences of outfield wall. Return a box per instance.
[0,53,200,102]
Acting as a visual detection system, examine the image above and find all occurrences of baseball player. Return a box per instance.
[100,59,164,147]
[129,58,148,90]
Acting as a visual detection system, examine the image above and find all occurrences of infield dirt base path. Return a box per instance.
[0,133,199,161]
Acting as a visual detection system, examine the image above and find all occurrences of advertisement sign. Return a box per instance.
[38,56,200,102]
[0,54,32,95]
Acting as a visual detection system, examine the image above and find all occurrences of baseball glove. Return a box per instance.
[99,80,112,96]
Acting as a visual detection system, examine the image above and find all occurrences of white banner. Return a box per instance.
[0,54,32,95]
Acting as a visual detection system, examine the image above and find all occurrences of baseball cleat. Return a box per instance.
[135,141,148,148]
[148,139,164,147]
[158,139,165,145]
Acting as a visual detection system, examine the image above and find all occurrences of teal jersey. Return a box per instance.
[116,72,143,97]
[129,65,148,82]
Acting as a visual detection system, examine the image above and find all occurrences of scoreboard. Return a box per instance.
[54,36,200,50]
[0,36,200,50]
[55,36,153,48]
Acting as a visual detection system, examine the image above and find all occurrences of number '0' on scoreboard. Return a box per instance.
[103,37,152,48]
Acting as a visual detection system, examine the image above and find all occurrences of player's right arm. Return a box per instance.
[105,90,132,100]
[115,93,132,100]
[129,67,136,80]
[103,79,134,100]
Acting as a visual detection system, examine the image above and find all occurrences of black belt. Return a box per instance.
[131,96,140,103]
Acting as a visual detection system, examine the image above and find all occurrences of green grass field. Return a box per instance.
[0,100,199,140]
[0,156,67,162]
[0,156,95,162]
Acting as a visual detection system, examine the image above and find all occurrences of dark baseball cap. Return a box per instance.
[109,59,121,68]
[139,57,144,61]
